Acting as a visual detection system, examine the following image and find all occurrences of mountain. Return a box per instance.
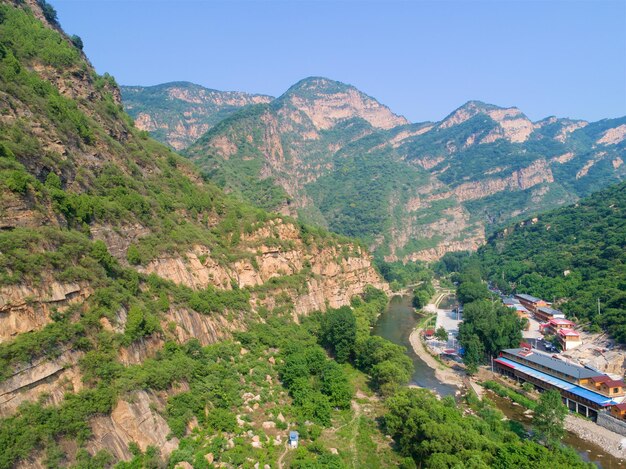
[120,82,273,150]
[174,80,626,261]
[478,180,626,343]
[0,2,389,466]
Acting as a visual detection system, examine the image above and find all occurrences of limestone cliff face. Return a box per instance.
[281,77,408,131]
[439,101,534,143]
[121,82,273,150]
[0,280,91,342]
[431,159,554,203]
[0,350,83,417]
[139,219,388,314]
[88,390,180,461]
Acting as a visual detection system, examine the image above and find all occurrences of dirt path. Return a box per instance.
[277,443,288,469]
[409,328,464,388]
[349,399,361,468]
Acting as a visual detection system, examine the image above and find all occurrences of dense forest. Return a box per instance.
[478,180,626,343]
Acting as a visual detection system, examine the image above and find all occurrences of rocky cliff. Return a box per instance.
[0,2,387,466]
[174,84,625,261]
[121,82,273,150]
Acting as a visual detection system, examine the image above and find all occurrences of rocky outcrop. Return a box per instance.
[87,390,179,460]
[139,219,387,316]
[0,281,91,342]
[430,159,554,203]
[0,350,83,417]
[283,77,408,131]
[597,124,626,146]
[165,308,245,345]
[121,82,273,150]
[440,101,534,143]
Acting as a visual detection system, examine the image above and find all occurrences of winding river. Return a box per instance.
[372,294,457,396]
[373,294,624,468]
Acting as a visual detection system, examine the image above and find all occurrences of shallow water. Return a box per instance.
[487,392,624,468]
[372,294,457,396]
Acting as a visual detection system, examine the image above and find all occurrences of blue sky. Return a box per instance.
[53,0,626,123]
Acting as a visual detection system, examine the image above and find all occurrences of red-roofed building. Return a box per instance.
[544,318,577,337]
[423,329,435,339]
[610,402,626,420]
[589,376,626,398]
[557,328,582,351]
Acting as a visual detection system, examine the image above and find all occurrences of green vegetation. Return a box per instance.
[482,380,537,410]
[479,180,626,342]
[452,264,523,373]
[385,388,592,468]
[533,389,568,447]
[411,279,436,309]
[375,259,432,291]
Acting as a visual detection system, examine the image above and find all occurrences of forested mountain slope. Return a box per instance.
[0,1,388,466]
[120,82,273,150]
[479,180,626,343]
[138,79,626,262]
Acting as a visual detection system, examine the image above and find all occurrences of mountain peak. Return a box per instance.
[278,76,408,130]
[439,100,532,143]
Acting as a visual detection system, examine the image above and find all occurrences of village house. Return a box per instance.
[514,293,551,314]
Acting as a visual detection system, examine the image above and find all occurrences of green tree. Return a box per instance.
[463,334,484,375]
[320,307,356,363]
[533,389,567,446]
[434,326,448,342]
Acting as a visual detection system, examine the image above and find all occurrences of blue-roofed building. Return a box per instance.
[289,431,299,448]
[494,348,625,420]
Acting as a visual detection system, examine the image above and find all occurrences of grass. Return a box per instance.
[316,367,402,468]
[481,380,537,410]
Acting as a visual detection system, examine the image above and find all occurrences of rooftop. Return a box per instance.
[549,318,576,326]
[592,375,611,383]
[558,328,580,337]
[614,403,626,411]
[502,348,599,380]
[495,356,617,407]
[537,306,564,317]
[514,293,543,303]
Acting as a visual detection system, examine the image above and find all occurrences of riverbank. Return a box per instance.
[408,328,464,388]
[565,414,626,461]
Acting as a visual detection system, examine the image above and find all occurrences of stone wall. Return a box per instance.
[597,411,626,437]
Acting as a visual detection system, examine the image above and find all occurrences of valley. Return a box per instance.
[126,80,625,262]
[0,0,624,468]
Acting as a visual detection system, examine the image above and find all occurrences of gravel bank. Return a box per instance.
[408,328,464,388]
[564,414,626,460]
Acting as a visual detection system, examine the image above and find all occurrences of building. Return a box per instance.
[423,329,435,339]
[289,431,299,448]
[542,318,576,336]
[590,376,626,398]
[535,306,565,322]
[610,403,626,420]
[503,297,520,307]
[494,347,621,419]
[514,293,551,314]
[557,328,582,351]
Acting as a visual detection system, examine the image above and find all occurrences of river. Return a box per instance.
[372,294,457,396]
[373,294,624,468]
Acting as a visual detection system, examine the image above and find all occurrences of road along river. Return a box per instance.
[373,294,624,468]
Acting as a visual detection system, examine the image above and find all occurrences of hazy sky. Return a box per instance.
[53,0,626,123]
